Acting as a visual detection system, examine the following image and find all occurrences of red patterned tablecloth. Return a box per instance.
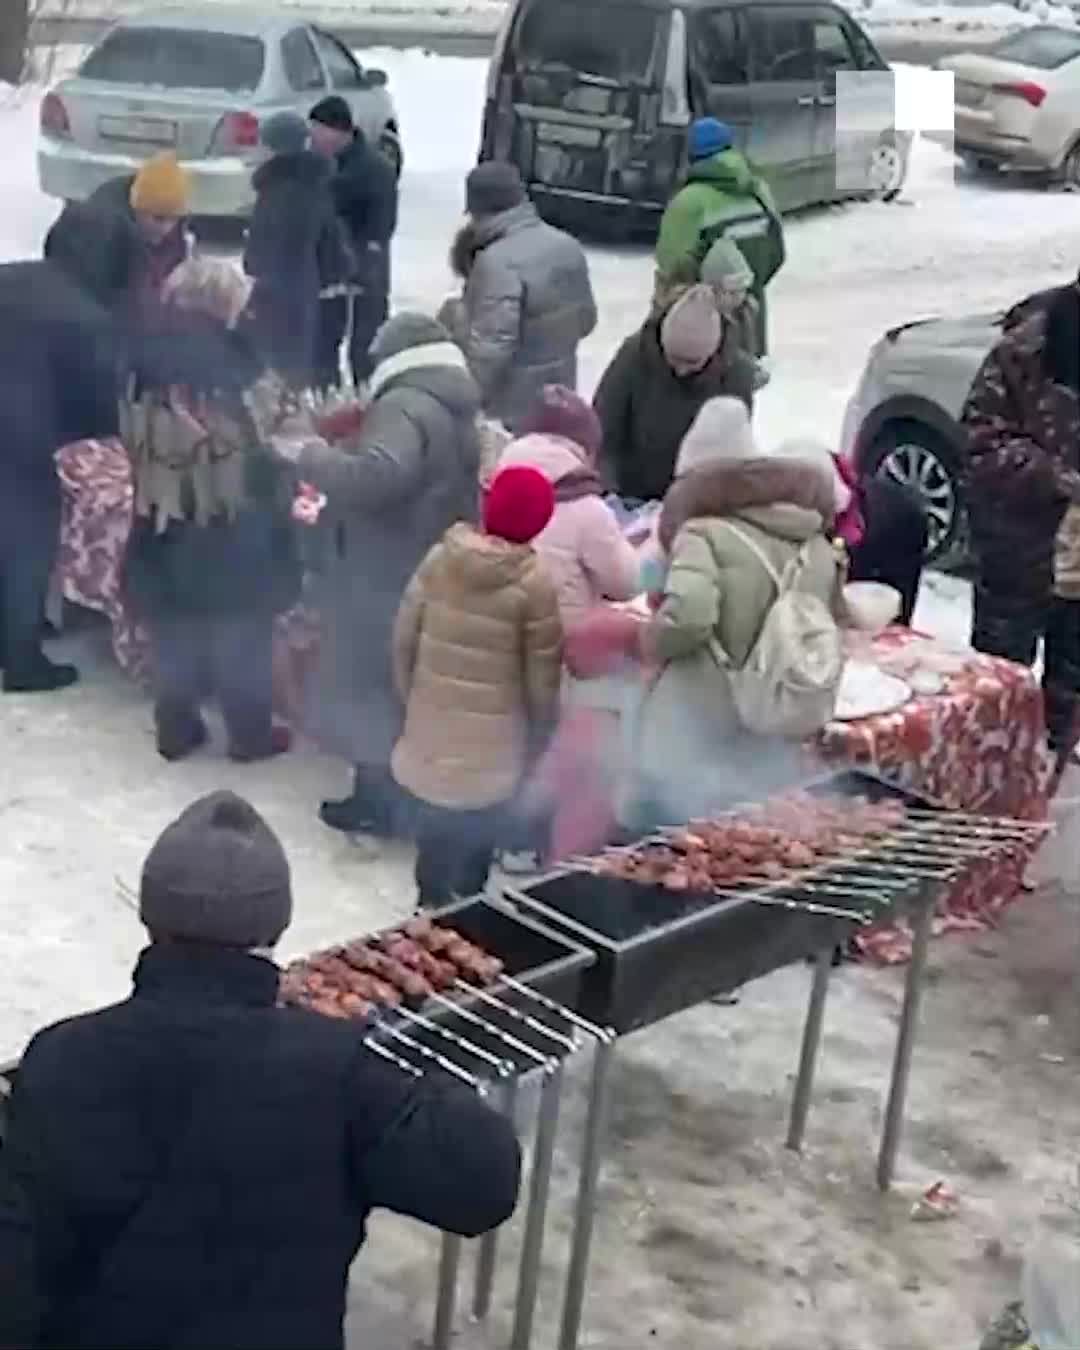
[818,627,1055,963]
[54,438,319,723]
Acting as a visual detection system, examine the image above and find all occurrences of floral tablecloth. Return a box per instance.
[54,438,319,722]
[818,627,1055,963]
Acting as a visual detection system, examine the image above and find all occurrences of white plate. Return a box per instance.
[833,660,912,721]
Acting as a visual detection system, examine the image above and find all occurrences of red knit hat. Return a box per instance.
[483,465,555,544]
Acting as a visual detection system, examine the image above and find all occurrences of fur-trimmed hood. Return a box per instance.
[658,456,835,551]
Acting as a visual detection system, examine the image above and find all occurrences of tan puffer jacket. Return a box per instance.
[391,522,563,809]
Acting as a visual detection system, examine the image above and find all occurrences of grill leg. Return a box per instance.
[510,1062,564,1350]
[877,895,934,1191]
[786,941,835,1152]
[472,1076,519,1320]
[433,1232,462,1350]
[558,1033,617,1350]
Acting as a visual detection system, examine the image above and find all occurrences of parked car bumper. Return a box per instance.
[39,137,257,216]
[953,118,1052,172]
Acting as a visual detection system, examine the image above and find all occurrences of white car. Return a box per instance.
[38,6,402,219]
[940,25,1080,186]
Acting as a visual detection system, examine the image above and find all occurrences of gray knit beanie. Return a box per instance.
[140,792,292,949]
[261,111,310,156]
[466,161,525,217]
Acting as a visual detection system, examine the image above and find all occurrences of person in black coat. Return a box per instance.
[0,204,121,693]
[46,151,191,336]
[309,96,398,389]
[244,112,353,390]
[120,256,301,761]
[0,791,521,1350]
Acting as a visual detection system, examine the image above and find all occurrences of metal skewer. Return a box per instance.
[428,991,556,1065]
[499,976,607,1040]
[376,1023,485,1091]
[394,1006,514,1077]
[452,980,579,1055]
[363,1036,422,1078]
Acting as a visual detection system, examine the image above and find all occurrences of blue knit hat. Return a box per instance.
[687,117,734,161]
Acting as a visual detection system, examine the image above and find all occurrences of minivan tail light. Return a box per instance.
[992,80,1046,108]
[660,8,690,126]
[211,110,260,153]
[41,92,71,139]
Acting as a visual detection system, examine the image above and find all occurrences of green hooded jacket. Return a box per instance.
[655,149,786,296]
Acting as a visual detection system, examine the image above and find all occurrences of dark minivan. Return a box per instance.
[479,0,908,227]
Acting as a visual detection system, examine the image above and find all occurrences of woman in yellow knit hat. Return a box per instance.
[46,151,192,331]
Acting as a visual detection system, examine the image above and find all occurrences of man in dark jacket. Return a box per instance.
[0,791,520,1350]
[245,111,353,389]
[46,151,191,335]
[962,277,1080,753]
[0,204,120,693]
[309,96,398,389]
[594,284,756,502]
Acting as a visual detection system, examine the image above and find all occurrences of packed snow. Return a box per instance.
[4,50,1079,1350]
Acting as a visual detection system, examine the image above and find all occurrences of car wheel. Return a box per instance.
[864,421,965,567]
[1060,140,1080,191]
[868,139,907,201]
[378,130,403,179]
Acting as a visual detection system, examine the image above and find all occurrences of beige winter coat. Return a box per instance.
[629,459,844,824]
[391,522,563,809]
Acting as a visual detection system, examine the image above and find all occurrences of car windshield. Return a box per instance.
[991,26,1080,70]
[516,0,659,83]
[79,27,266,91]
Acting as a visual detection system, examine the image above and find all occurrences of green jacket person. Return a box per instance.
[655,118,785,356]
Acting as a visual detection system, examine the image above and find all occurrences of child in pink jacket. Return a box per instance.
[497,386,639,625]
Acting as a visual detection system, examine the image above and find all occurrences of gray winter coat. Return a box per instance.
[460,202,597,431]
[299,321,481,765]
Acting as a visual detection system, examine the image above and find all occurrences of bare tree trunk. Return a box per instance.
[0,0,30,85]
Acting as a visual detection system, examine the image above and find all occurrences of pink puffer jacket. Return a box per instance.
[498,434,639,623]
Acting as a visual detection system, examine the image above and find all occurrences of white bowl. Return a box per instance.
[843,581,902,634]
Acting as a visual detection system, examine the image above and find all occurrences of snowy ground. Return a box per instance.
[2,49,1078,1350]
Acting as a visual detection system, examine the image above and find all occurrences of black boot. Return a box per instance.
[155,698,208,763]
[320,766,401,836]
[3,652,79,693]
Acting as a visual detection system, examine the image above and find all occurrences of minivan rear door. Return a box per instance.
[498,0,673,207]
[743,5,819,211]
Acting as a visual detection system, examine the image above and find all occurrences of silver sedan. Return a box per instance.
[38,5,401,218]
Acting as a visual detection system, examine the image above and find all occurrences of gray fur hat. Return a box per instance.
[140,792,292,949]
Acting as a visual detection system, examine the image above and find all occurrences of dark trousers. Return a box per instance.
[848,477,928,626]
[349,287,389,388]
[150,611,274,755]
[413,800,507,908]
[972,587,1080,758]
[315,296,349,391]
[0,490,60,674]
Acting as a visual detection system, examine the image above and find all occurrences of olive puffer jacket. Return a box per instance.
[391,522,563,809]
